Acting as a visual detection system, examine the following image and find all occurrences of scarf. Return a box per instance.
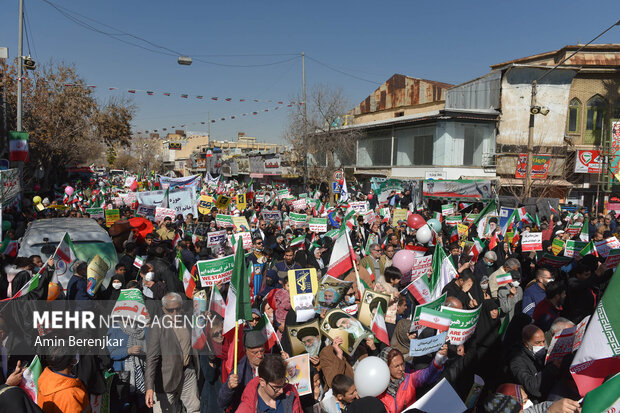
[390,319,412,360]
[379,346,404,398]
[120,323,146,394]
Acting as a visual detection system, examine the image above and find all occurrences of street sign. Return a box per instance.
[334,171,344,182]
[425,170,446,180]
[332,182,341,194]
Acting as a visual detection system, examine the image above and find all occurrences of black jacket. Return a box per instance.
[509,345,558,402]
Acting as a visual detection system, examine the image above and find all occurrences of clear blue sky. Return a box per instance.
[1,0,619,144]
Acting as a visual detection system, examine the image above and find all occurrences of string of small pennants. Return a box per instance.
[62,83,300,105]
[132,102,303,134]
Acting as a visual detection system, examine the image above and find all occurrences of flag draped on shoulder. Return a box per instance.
[223,240,253,335]
[570,264,620,396]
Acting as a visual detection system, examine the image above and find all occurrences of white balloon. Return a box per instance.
[416,224,433,244]
[353,356,390,397]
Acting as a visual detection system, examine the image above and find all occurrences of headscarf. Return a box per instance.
[390,319,412,360]
[379,346,404,398]
[475,299,501,348]
[346,396,387,413]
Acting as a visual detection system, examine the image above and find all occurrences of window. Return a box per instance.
[567,98,581,133]
[394,111,405,118]
[357,132,392,167]
[585,95,607,145]
[392,126,435,166]
[463,126,483,166]
[614,99,620,119]
[414,135,434,166]
[393,128,414,166]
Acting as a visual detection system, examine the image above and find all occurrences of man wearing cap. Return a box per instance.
[217,330,267,412]
[296,326,321,357]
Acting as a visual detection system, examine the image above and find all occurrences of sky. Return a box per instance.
[1,0,619,144]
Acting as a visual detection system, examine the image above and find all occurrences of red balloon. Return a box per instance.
[407,213,426,229]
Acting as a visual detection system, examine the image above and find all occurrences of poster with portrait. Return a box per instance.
[320,309,371,356]
[285,354,311,396]
[314,275,353,313]
[287,319,322,357]
[477,213,499,239]
[358,290,391,328]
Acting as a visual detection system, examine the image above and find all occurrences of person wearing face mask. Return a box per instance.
[522,268,554,317]
[102,274,125,301]
[37,347,89,412]
[509,324,559,402]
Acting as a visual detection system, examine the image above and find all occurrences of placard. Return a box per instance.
[445,215,462,226]
[198,195,214,214]
[595,237,620,258]
[105,209,120,227]
[215,214,234,228]
[207,230,227,247]
[214,195,231,210]
[111,288,149,320]
[393,208,408,223]
[85,207,104,220]
[411,293,447,331]
[155,207,176,222]
[564,240,587,258]
[284,354,312,396]
[277,189,290,199]
[232,216,250,232]
[409,331,448,357]
[261,210,282,222]
[545,316,589,364]
[537,253,572,268]
[308,218,327,233]
[136,205,156,220]
[439,305,482,345]
[441,204,455,216]
[551,238,565,256]
[195,255,235,287]
[604,249,620,270]
[86,254,109,296]
[135,190,166,206]
[349,201,368,213]
[521,232,543,252]
[228,232,252,250]
[292,198,307,211]
[362,210,376,224]
[410,255,433,278]
[290,212,308,227]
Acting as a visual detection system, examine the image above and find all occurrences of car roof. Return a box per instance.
[21,218,113,246]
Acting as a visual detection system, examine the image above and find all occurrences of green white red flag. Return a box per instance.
[223,241,253,335]
[255,314,278,350]
[371,304,390,345]
[418,307,452,332]
[19,356,42,403]
[326,231,354,278]
[581,372,620,413]
[209,284,226,318]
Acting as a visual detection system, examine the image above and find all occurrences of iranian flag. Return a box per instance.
[496,273,513,286]
[371,304,390,345]
[407,275,432,304]
[326,231,354,278]
[52,232,77,286]
[570,264,620,396]
[0,239,19,258]
[429,246,458,299]
[581,372,620,413]
[579,240,598,257]
[290,235,305,249]
[418,307,452,332]
[9,131,28,162]
[176,253,196,299]
[471,238,486,262]
[580,217,590,243]
[19,356,42,403]
[209,284,226,318]
[191,296,208,350]
[133,255,145,269]
[0,271,41,301]
[255,314,278,350]
[223,242,253,335]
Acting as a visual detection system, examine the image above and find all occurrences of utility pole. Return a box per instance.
[17,0,23,131]
[525,81,537,199]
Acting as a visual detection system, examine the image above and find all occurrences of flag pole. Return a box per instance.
[344,230,363,298]
[233,321,239,375]
[208,285,215,314]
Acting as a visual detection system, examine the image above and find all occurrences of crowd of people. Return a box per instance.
[0,177,617,413]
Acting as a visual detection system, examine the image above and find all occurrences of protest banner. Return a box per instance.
[261,210,282,222]
[410,255,433,278]
[349,201,368,213]
[308,218,327,233]
[445,215,462,226]
[320,308,371,356]
[85,207,104,220]
[521,232,543,251]
[409,331,448,357]
[167,188,198,218]
[207,230,227,248]
[135,189,166,206]
[537,253,573,268]
[154,207,176,223]
[284,354,312,396]
[228,232,252,250]
[111,288,149,320]
[215,214,234,228]
[158,174,201,189]
[441,204,455,216]
[392,208,408,223]
[323,229,339,239]
[290,212,308,226]
[565,240,587,258]
[439,305,482,345]
[604,249,620,270]
[136,205,156,220]
[105,209,120,227]
[277,189,290,199]
[86,255,109,296]
[411,293,447,331]
[232,216,250,232]
[552,238,565,256]
[255,194,265,203]
[196,255,235,287]
[594,237,620,258]
[198,195,214,215]
[546,316,589,364]
[363,210,376,224]
[214,195,231,210]
[566,224,582,237]
[292,198,307,211]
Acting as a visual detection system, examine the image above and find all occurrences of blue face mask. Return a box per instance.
[346,296,356,305]
[486,260,494,267]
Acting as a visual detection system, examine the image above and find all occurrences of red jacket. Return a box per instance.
[236,376,303,413]
[377,361,442,413]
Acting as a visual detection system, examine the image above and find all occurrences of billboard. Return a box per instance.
[575,150,602,174]
[515,153,551,179]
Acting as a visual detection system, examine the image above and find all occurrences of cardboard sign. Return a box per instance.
[284,354,312,396]
[552,238,565,256]
[86,254,109,296]
[604,249,620,270]
[136,205,156,221]
[111,288,149,320]
[215,214,234,228]
[409,331,448,357]
[410,255,433,278]
[207,230,227,248]
[261,210,282,222]
[439,305,482,345]
[564,240,587,258]
[214,195,232,210]
[232,216,250,232]
[290,212,308,227]
[308,218,327,233]
[445,215,462,226]
[105,209,120,227]
[546,316,589,364]
[457,223,469,237]
[349,201,368,213]
[155,207,176,223]
[595,237,620,258]
[195,255,235,287]
[441,204,455,216]
[521,232,543,251]
[566,224,582,237]
[362,210,376,224]
[228,232,252,250]
[393,208,408,223]
[198,195,214,215]
[537,253,572,268]
[277,189,290,199]
[236,193,247,211]
[85,207,104,220]
[292,198,307,211]
[288,268,319,318]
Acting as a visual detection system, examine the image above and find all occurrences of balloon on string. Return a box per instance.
[392,250,415,276]
[354,356,390,397]
[416,224,433,244]
[407,213,426,229]
[427,218,442,232]
[33,196,42,204]
[65,186,74,196]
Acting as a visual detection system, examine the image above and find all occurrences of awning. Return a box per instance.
[500,178,573,187]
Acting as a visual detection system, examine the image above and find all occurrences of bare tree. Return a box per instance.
[285,84,362,186]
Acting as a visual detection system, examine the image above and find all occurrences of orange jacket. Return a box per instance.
[37,367,91,413]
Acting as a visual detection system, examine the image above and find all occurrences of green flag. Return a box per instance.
[581,373,620,413]
[223,234,253,334]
